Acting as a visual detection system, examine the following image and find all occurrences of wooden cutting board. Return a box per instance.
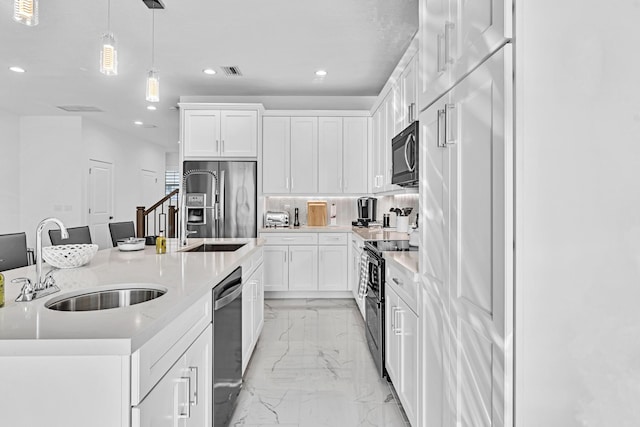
[307,201,327,226]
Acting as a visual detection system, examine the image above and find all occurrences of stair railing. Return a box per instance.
[136,189,179,238]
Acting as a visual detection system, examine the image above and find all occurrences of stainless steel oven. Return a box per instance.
[391,121,419,187]
[364,244,386,378]
[363,240,419,379]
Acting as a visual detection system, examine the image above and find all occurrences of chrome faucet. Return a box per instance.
[180,169,217,246]
[14,217,69,302]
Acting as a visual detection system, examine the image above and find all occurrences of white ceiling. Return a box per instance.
[0,0,418,149]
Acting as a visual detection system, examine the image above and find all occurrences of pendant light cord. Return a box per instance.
[151,5,155,67]
[107,0,111,32]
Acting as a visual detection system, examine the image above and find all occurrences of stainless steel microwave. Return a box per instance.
[391,121,419,187]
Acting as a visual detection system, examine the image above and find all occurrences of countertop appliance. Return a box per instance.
[183,161,257,238]
[391,121,419,187]
[353,197,377,227]
[363,239,418,378]
[213,267,243,427]
[264,210,289,228]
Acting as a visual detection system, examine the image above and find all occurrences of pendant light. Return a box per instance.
[100,0,118,76]
[145,5,159,103]
[13,0,38,26]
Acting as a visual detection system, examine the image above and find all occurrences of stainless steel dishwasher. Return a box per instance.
[213,266,243,427]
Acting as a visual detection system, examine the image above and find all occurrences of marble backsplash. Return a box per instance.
[264,194,418,228]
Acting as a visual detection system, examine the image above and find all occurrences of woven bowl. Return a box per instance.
[43,244,99,269]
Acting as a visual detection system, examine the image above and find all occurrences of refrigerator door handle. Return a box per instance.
[219,169,226,236]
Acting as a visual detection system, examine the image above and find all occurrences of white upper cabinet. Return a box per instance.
[182,108,258,159]
[183,110,222,158]
[318,117,343,193]
[400,55,418,128]
[265,115,365,195]
[342,117,368,194]
[419,0,511,110]
[290,117,318,193]
[262,116,290,193]
[220,110,258,157]
[371,104,385,192]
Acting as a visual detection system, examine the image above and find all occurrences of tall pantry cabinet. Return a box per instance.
[417,0,512,426]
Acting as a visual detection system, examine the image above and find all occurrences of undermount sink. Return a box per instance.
[187,243,246,252]
[45,286,167,312]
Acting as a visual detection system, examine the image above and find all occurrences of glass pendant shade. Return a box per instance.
[14,0,38,26]
[100,33,118,76]
[146,70,160,103]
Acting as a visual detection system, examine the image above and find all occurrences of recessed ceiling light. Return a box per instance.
[9,66,25,73]
[147,105,157,111]
[203,68,216,75]
[315,70,327,76]
[134,121,143,126]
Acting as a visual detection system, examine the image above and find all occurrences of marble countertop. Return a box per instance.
[351,226,410,241]
[384,251,419,275]
[0,238,263,357]
[259,225,352,233]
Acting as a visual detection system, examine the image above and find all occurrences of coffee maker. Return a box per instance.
[352,197,377,227]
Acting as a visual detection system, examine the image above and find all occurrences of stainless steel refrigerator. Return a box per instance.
[183,161,257,238]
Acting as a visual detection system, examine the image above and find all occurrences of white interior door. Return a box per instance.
[88,159,114,249]
[141,169,160,208]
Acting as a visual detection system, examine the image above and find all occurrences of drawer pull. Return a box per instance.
[392,278,403,286]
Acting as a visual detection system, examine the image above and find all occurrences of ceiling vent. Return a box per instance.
[142,0,165,9]
[57,105,103,112]
[221,66,243,77]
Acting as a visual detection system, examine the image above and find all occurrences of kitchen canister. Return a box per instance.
[396,216,409,233]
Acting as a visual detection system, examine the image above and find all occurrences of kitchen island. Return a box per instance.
[0,237,264,427]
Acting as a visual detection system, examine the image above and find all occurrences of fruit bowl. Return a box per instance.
[42,244,99,269]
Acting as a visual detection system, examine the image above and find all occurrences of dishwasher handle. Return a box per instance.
[214,282,243,310]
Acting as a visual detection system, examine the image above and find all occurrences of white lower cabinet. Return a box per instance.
[349,233,366,318]
[318,245,348,290]
[289,246,319,290]
[242,262,264,374]
[385,271,419,426]
[132,324,212,427]
[263,245,289,291]
[260,232,349,295]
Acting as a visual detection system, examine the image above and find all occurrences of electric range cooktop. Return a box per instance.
[366,239,418,253]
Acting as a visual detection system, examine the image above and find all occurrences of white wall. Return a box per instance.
[0,109,21,234]
[83,119,165,227]
[2,114,166,249]
[516,1,640,425]
[19,116,85,248]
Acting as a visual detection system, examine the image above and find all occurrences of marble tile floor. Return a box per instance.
[229,299,411,427]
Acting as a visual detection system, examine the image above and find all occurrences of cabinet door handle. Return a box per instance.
[445,103,457,145]
[394,309,403,336]
[290,251,293,262]
[445,21,454,65]
[437,33,445,72]
[283,252,287,263]
[221,140,225,153]
[390,306,395,330]
[285,176,289,190]
[437,108,446,148]
[392,277,403,286]
[188,366,198,406]
[176,377,191,419]
[216,140,219,153]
